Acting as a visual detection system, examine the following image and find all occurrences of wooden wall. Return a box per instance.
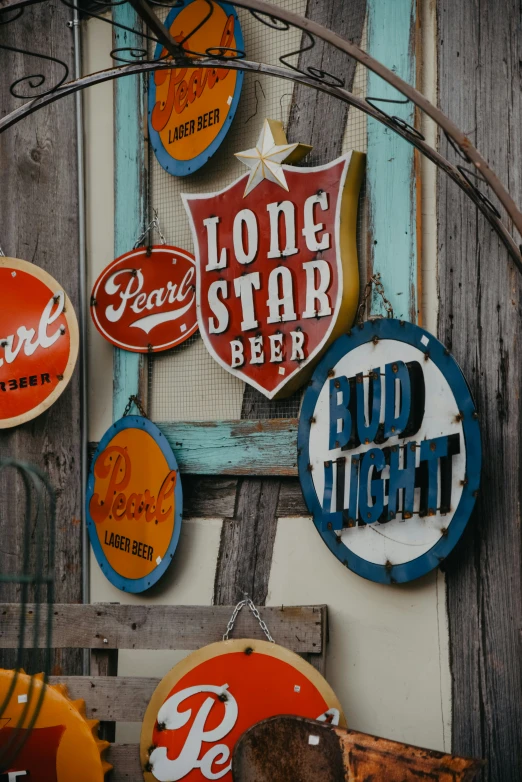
[438,0,522,778]
[0,4,82,675]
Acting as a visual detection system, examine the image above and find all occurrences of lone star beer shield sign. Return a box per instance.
[91,245,198,353]
[298,319,482,584]
[0,257,79,428]
[86,415,183,593]
[149,0,244,176]
[140,639,345,782]
[183,119,365,398]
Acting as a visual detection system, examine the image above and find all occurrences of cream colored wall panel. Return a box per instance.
[268,517,451,752]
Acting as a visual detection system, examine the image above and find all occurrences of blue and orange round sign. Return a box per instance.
[149,0,244,176]
[86,416,183,593]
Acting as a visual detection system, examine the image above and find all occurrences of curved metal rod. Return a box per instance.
[1,56,520,270]
[229,0,522,241]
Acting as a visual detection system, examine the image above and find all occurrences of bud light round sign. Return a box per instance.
[297,318,481,584]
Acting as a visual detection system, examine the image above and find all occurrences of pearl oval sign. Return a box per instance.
[148,0,244,177]
[86,416,183,593]
[0,257,79,429]
[140,639,345,782]
[298,319,482,584]
[91,245,198,353]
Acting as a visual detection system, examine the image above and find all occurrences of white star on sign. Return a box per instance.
[235,118,311,197]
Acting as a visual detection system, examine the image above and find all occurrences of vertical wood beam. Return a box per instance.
[213,0,367,629]
[437,0,522,777]
[112,7,148,420]
[367,0,418,321]
[0,5,82,675]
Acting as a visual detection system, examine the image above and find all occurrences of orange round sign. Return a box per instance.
[148,0,244,176]
[86,416,183,593]
[140,639,345,781]
[0,670,110,781]
[0,258,79,429]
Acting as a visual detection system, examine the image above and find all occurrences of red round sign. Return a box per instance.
[91,245,198,353]
[0,258,79,429]
[140,639,345,782]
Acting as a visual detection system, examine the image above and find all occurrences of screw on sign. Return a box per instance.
[183,119,365,399]
[86,415,183,593]
[90,246,198,352]
[140,639,344,782]
[0,670,110,781]
[298,319,482,584]
[148,0,244,177]
[0,258,79,429]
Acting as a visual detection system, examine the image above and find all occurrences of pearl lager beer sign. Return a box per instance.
[140,639,344,782]
[91,245,198,353]
[149,0,244,176]
[86,415,183,592]
[0,257,79,429]
[298,319,482,584]
[183,119,365,398]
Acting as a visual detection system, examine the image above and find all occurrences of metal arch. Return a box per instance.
[1,0,521,268]
[1,54,520,270]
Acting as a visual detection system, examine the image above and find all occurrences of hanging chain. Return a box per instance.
[357,272,394,324]
[222,594,275,643]
[122,394,148,418]
[133,209,167,250]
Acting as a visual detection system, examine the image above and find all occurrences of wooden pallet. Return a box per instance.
[0,602,328,781]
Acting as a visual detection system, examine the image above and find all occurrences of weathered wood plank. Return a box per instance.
[0,4,82,677]
[112,6,148,419]
[0,603,324,653]
[158,419,298,476]
[91,647,118,742]
[367,0,419,321]
[50,676,159,722]
[277,479,309,517]
[438,0,522,778]
[105,743,141,781]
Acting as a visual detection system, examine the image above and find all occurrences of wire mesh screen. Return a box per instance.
[148,2,368,421]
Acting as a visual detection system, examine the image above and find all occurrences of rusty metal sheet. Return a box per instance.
[232,715,483,782]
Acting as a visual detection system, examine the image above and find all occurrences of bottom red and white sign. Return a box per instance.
[140,639,344,781]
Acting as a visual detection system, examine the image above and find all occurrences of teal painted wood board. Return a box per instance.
[157,419,299,476]
[112,6,147,420]
[367,0,419,322]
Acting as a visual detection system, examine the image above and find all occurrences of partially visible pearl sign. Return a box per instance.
[140,638,344,782]
[298,319,482,584]
[183,119,365,399]
[0,257,79,429]
[91,246,198,353]
[86,415,183,593]
[148,0,244,177]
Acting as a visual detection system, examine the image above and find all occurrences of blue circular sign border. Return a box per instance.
[148,0,245,177]
[297,318,482,585]
[86,415,183,593]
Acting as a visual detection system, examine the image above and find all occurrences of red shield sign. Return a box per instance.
[0,257,79,429]
[183,152,364,398]
[91,245,198,353]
